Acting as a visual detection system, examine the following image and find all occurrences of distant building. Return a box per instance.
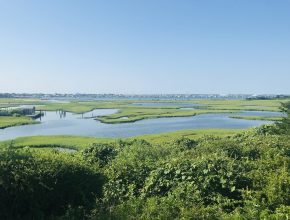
[20,107,36,115]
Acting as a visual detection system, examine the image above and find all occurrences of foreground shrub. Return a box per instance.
[82,143,117,167]
[0,148,104,219]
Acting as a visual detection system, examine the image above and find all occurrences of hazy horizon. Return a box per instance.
[1,92,289,97]
[1,0,289,94]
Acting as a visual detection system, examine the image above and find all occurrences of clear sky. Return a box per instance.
[0,0,289,94]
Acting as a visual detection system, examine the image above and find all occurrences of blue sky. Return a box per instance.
[0,0,289,94]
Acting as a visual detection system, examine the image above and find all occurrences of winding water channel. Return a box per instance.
[0,109,283,141]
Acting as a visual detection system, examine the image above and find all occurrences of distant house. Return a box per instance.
[20,107,36,115]
[0,106,36,116]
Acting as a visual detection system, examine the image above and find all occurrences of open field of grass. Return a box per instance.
[97,108,239,123]
[0,135,113,150]
[229,115,283,121]
[0,116,39,129]
[0,128,243,150]
[194,99,285,111]
[132,128,244,143]
[36,101,130,113]
[0,98,46,108]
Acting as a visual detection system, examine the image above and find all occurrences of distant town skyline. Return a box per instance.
[1,93,289,105]
[0,0,290,94]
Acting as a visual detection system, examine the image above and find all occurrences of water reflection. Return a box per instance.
[58,110,67,119]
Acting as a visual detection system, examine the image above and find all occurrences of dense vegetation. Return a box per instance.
[0,102,289,219]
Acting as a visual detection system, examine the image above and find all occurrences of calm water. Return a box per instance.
[0,109,282,141]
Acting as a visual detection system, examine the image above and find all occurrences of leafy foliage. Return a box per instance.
[82,143,117,166]
[0,148,104,219]
[1,102,290,219]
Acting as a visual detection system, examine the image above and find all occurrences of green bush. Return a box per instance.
[0,148,104,219]
[82,143,117,166]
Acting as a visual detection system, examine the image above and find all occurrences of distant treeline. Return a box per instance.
[246,95,290,100]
